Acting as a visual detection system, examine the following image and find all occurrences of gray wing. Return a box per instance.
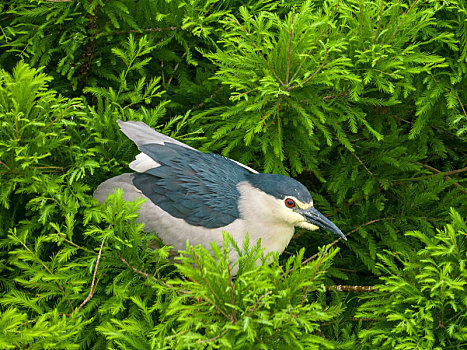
[117,119,258,174]
[132,143,249,228]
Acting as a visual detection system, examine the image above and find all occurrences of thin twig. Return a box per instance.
[289,0,339,84]
[198,329,229,344]
[358,0,364,45]
[191,249,232,321]
[351,151,373,175]
[301,246,328,305]
[119,257,177,291]
[325,285,377,292]
[289,48,328,90]
[112,26,180,35]
[385,0,419,45]
[300,218,395,267]
[231,17,284,85]
[444,167,467,176]
[454,89,467,120]
[18,237,75,312]
[167,52,187,86]
[248,291,272,317]
[55,231,94,254]
[41,104,81,132]
[0,160,10,171]
[227,263,237,324]
[323,89,351,100]
[416,162,466,194]
[374,0,384,44]
[76,237,105,312]
[285,13,295,86]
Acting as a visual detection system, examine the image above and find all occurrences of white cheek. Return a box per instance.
[295,221,320,231]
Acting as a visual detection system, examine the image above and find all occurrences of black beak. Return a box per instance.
[301,207,347,240]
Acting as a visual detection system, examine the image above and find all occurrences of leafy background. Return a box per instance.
[0,0,466,348]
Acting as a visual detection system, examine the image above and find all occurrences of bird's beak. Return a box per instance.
[300,207,347,240]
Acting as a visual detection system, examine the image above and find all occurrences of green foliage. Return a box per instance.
[0,0,466,348]
[357,209,467,349]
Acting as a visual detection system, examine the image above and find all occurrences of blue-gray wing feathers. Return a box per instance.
[132,143,249,228]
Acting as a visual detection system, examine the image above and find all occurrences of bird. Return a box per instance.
[94,120,346,263]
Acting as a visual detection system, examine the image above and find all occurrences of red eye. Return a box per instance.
[285,198,295,208]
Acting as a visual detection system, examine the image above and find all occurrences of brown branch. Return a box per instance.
[17,237,74,312]
[227,263,237,324]
[55,231,94,254]
[416,162,466,194]
[231,17,284,85]
[374,0,384,44]
[358,0,364,45]
[454,89,467,120]
[198,329,229,344]
[0,160,11,171]
[112,26,180,35]
[323,89,351,100]
[41,104,81,132]
[444,167,467,176]
[191,248,232,321]
[80,5,99,89]
[289,48,328,91]
[301,246,328,305]
[325,285,377,292]
[285,13,294,86]
[351,151,373,175]
[385,0,419,45]
[167,52,187,86]
[248,291,272,317]
[119,257,179,291]
[77,237,105,313]
[300,218,395,267]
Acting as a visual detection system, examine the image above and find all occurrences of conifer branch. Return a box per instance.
[198,329,229,344]
[80,5,99,89]
[248,291,272,317]
[285,13,295,86]
[77,237,105,313]
[289,47,328,90]
[55,231,94,254]
[41,104,81,132]
[112,27,180,35]
[300,218,395,267]
[374,0,384,44]
[385,0,419,45]
[0,160,10,171]
[454,89,467,121]
[119,257,187,292]
[301,246,328,305]
[227,263,237,324]
[231,17,284,85]
[351,150,373,175]
[16,234,74,312]
[358,0,364,46]
[290,0,339,84]
[416,162,466,194]
[167,52,187,86]
[191,248,232,321]
[325,285,377,292]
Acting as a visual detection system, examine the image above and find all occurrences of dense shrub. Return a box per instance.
[0,0,466,348]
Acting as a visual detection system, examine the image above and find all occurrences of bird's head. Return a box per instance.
[241,174,346,240]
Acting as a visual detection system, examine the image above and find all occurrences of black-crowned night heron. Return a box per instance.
[94,120,346,261]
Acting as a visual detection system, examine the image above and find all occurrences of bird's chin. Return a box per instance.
[295,221,320,231]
